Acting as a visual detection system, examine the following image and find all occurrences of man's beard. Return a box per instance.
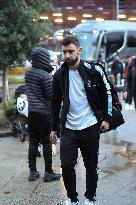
[66,57,78,66]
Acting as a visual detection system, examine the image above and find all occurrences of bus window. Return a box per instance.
[128,31,136,47]
[106,32,124,43]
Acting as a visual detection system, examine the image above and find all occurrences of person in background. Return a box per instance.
[25,47,61,182]
[97,53,105,67]
[123,56,132,110]
[111,54,124,86]
[123,56,132,80]
[50,35,112,205]
[124,56,136,110]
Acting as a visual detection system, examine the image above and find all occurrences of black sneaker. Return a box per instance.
[43,171,61,182]
[28,171,40,181]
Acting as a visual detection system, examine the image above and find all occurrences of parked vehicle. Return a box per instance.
[54,20,136,70]
[71,20,136,69]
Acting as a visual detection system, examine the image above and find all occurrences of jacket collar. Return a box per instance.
[61,60,94,73]
[61,60,95,89]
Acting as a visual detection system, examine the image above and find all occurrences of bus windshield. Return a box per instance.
[75,32,94,61]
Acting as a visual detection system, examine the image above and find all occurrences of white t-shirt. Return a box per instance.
[65,69,97,130]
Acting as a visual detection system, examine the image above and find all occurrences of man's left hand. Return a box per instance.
[50,131,57,144]
[100,121,109,133]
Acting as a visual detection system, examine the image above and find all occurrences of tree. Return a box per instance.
[0,0,52,103]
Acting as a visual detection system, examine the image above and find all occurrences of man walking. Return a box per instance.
[111,54,123,85]
[50,35,112,205]
[25,47,61,182]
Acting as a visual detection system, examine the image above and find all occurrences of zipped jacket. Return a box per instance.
[51,60,112,131]
[25,47,53,115]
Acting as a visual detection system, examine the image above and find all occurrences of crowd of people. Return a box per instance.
[110,54,136,111]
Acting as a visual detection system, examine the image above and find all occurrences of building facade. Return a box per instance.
[40,0,136,31]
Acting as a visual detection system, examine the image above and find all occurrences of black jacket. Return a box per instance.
[111,60,123,77]
[51,60,112,131]
[25,47,53,115]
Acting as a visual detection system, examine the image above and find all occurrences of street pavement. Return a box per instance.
[0,100,136,205]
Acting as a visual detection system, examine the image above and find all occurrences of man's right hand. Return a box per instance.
[50,131,57,144]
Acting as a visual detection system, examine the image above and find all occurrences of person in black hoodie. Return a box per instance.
[25,47,61,182]
[50,35,112,205]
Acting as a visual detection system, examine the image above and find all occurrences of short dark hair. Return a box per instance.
[126,55,131,58]
[62,35,80,47]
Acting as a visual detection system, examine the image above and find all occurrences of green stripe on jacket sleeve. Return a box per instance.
[95,65,112,116]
